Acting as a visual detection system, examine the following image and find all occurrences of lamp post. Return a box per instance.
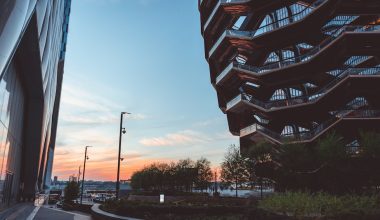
[80,146,92,204]
[116,112,130,199]
[77,165,81,184]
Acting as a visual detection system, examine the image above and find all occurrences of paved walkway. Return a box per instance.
[31,207,93,220]
[0,203,35,220]
[0,204,94,220]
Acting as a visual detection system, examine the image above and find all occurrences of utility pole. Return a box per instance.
[80,146,91,204]
[77,166,81,184]
[116,112,130,199]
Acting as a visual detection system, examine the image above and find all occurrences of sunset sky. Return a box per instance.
[52,0,239,181]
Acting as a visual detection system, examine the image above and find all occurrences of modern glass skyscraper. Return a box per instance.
[199,1,380,153]
[0,0,71,206]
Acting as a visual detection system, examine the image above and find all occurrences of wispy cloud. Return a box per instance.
[54,78,154,180]
[192,116,224,128]
[59,83,147,127]
[127,113,148,120]
[139,130,211,147]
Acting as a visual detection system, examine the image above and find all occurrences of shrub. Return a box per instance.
[259,191,380,219]
[64,181,79,204]
[101,197,254,219]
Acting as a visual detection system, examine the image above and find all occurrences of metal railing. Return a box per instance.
[204,0,250,32]
[209,0,327,57]
[216,62,234,84]
[227,67,380,111]
[253,0,325,37]
[242,108,380,143]
[217,25,380,84]
[248,25,380,73]
[240,123,257,137]
[256,67,380,109]
[226,93,243,110]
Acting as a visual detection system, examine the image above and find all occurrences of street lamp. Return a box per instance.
[116,112,131,199]
[80,146,92,204]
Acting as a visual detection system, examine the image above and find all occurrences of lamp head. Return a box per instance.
[121,112,131,115]
[122,128,126,134]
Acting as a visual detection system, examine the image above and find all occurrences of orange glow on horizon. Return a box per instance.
[53,146,221,181]
[52,146,175,181]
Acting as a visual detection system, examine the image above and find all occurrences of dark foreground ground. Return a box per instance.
[0,203,93,220]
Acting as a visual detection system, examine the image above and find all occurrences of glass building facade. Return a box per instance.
[0,0,71,207]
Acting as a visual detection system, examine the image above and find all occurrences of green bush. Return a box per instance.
[129,190,208,197]
[259,191,380,219]
[64,181,79,204]
[101,198,254,219]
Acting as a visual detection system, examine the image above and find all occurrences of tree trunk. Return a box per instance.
[235,177,238,198]
[260,178,263,199]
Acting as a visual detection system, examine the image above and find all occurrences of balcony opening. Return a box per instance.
[232,16,246,30]
[322,15,359,32]
[304,83,317,89]
[298,127,310,133]
[346,97,368,108]
[290,88,303,98]
[245,82,260,89]
[235,54,247,64]
[253,114,269,124]
[270,89,287,101]
[344,56,370,66]
[281,125,295,136]
[264,52,280,64]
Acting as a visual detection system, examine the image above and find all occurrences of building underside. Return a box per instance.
[199,0,380,189]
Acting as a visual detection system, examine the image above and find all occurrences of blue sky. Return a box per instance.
[53,0,238,181]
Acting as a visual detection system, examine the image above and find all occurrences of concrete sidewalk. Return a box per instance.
[0,203,35,220]
[32,207,93,220]
[0,204,93,220]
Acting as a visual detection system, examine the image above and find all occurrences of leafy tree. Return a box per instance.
[175,158,196,192]
[317,131,346,163]
[279,142,318,172]
[64,181,79,204]
[130,158,202,192]
[163,162,177,190]
[360,130,380,158]
[220,145,249,197]
[244,157,257,189]
[130,171,143,190]
[248,141,273,163]
[195,157,213,191]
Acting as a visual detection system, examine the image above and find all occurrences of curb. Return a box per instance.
[91,204,143,220]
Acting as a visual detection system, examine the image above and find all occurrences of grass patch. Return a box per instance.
[259,191,380,219]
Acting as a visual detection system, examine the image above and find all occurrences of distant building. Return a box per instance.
[54,176,58,185]
[69,176,78,183]
[0,0,71,206]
